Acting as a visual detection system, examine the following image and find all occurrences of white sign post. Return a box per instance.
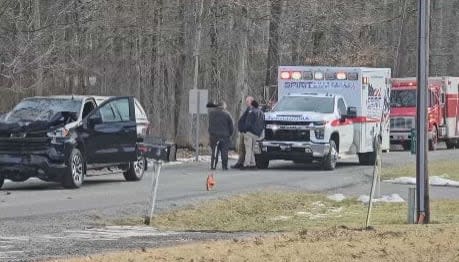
[189,89,208,161]
[144,160,162,225]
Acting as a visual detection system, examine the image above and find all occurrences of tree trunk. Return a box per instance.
[265,0,283,88]
[33,0,43,96]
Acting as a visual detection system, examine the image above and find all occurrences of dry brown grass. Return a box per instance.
[382,160,459,181]
[151,192,459,232]
[61,225,459,262]
[56,192,459,262]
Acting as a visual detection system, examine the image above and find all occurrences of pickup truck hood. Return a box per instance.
[0,111,77,135]
[265,111,336,122]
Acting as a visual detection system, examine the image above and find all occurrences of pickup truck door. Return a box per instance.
[80,97,137,164]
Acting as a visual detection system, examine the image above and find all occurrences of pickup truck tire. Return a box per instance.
[124,156,146,181]
[0,174,4,189]
[62,149,85,189]
[321,140,337,170]
[255,155,269,169]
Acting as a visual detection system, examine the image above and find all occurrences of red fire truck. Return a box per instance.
[390,77,459,150]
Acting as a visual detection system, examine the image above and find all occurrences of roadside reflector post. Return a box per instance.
[144,160,163,225]
[365,139,381,228]
[407,187,416,224]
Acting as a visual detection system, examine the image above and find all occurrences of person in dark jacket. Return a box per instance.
[232,96,254,169]
[241,100,264,169]
[208,101,234,170]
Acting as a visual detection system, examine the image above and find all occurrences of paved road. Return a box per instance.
[0,146,458,261]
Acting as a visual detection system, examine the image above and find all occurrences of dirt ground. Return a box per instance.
[60,225,459,262]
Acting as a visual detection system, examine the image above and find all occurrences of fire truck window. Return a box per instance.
[391,90,416,107]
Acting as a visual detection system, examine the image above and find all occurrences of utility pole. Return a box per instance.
[192,0,204,162]
[416,0,430,224]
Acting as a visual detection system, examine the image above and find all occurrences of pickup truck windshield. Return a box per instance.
[390,89,416,107]
[273,96,334,113]
[5,98,82,122]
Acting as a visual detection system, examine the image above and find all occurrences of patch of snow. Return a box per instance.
[384,176,459,187]
[329,207,344,213]
[270,216,291,221]
[312,201,325,208]
[176,155,212,163]
[358,194,405,204]
[357,195,370,203]
[430,176,459,187]
[327,194,346,202]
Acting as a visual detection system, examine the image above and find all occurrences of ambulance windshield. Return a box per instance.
[391,89,416,107]
[273,96,334,113]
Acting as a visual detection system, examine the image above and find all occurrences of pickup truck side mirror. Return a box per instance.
[346,107,357,118]
[85,114,102,129]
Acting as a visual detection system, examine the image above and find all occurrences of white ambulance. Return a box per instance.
[255,66,391,170]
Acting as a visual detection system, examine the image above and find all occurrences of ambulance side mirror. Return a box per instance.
[346,107,357,118]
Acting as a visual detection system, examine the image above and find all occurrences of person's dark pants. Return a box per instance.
[210,135,230,169]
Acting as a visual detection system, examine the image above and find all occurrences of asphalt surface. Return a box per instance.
[1,144,458,261]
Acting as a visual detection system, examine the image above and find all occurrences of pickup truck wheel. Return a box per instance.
[321,140,337,170]
[429,127,438,151]
[124,156,146,181]
[0,174,4,189]
[62,149,85,189]
[255,155,269,169]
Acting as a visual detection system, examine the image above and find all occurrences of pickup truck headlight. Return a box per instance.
[314,128,325,139]
[47,128,70,138]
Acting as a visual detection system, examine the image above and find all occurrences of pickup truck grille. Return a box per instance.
[390,117,414,129]
[265,129,310,142]
[0,138,50,153]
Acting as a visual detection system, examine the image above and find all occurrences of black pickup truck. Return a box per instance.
[0,95,168,189]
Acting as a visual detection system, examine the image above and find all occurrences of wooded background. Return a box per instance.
[0,0,458,146]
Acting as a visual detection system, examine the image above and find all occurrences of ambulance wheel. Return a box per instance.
[255,155,269,169]
[428,127,438,151]
[321,140,337,170]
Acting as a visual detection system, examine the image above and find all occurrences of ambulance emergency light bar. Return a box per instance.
[280,70,359,81]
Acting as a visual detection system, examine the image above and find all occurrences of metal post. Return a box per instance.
[408,187,416,224]
[144,160,162,225]
[416,0,430,224]
[195,93,200,162]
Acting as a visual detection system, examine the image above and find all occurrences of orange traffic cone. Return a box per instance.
[206,173,216,191]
